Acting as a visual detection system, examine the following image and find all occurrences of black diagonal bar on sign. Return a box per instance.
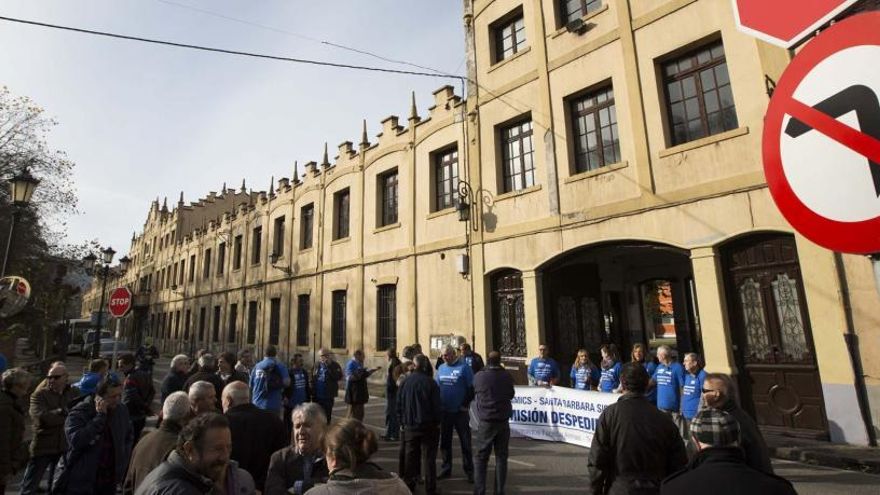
[785,84,880,197]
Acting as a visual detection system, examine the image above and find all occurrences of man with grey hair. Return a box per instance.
[265,403,330,495]
[436,344,475,482]
[235,348,254,376]
[680,352,707,439]
[651,345,686,433]
[188,380,217,416]
[312,348,343,424]
[160,354,190,402]
[224,381,286,491]
[1,367,31,493]
[184,353,224,404]
[123,391,193,494]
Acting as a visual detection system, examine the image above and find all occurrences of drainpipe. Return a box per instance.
[834,252,877,446]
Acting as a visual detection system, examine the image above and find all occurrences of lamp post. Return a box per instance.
[456,180,493,232]
[2,167,40,277]
[83,246,129,359]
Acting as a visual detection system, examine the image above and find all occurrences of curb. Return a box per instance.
[770,446,880,474]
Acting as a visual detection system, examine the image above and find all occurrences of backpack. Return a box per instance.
[265,361,285,391]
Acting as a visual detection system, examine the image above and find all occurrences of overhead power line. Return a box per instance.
[0,15,464,81]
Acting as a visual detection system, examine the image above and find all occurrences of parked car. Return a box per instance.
[99,338,132,361]
[82,330,112,356]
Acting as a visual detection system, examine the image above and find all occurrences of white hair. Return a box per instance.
[292,402,327,425]
[222,381,250,407]
[171,354,189,369]
[657,345,671,356]
[188,380,215,400]
[162,391,191,422]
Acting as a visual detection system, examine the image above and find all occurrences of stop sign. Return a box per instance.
[108,287,132,318]
[733,0,857,48]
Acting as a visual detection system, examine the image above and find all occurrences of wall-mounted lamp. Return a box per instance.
[270,252,293,276]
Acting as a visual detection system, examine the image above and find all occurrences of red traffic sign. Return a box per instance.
[108,286,133,318]
[763,12,880,254]
[733,0,857,48]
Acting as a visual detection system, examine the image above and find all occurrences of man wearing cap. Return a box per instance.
[661,409,796,494]
[312,348,343,423]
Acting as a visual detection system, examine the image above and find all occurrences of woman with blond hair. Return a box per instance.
[305,418,410,494]
[569,349,600,391]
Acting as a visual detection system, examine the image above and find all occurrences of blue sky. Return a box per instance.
[0,0,465,256]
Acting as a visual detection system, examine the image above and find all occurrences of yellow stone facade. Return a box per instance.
[82,0,879,445]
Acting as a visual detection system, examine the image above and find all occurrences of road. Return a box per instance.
[7,353,878,494]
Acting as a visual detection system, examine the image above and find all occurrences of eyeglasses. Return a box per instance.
[702,388,719,394]
[46,375,65,380]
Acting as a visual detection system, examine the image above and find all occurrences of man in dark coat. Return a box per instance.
[161,354,191,402]
[661,409,796,495]
[312,349,343,424]
[119,353,155,442]
[384,348,402,441]
[184,354,225,406]
[587,363,687,495]
[344,349,379,421]
[396,354,443,495]
[22,362,77,495]
[473,351,514,495]
[218,352,249,388]
[459,342,485,375]
[222,381,287,491]
[703,373,774,474]
[123,391,193,495]
[265,403,330,495]
[58,376,134,495]
[0,368,31,494]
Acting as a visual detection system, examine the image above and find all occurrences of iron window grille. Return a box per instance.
[377,285,397,351]
[331,290,347,349]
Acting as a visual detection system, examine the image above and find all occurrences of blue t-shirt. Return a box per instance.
[599,362,621,392]
[250,357,289,412]
[435,359,474,412]
[345,358,364,388]
[289,367,309,407]
[570,364,600,390]
[528,358,560,384]
[653,362,686,411]
[314,362,330,399]
[681,369,707,419]
[642,361,658,404]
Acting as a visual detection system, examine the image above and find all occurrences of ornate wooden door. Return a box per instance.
[491,270,528,384]
[546,264,604,381]
[722,234,828,437]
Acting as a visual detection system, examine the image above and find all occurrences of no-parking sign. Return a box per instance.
[763,12,880,254]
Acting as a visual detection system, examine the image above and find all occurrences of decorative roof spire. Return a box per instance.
[269,175,275,196]
[178,191,184,205]
[409,91,419,121]
[221,181,226,193]
[360,119,369,148]
[293,161,299,183]
[162,197,168,210]
[322,142,330,168]
[240,178,247,193]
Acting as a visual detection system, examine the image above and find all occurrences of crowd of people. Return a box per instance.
[0,339,798,495]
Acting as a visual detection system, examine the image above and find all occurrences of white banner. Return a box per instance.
[508,386,620,447]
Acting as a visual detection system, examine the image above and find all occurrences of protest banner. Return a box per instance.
[508,386,620,447]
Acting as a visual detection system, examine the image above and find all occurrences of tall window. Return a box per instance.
[233,235,242,270]
[493,10,526,63]
[331,290,347,349]
[377,285,397,351]
[212,305,221,342]
[500,119,536,193]
[434,147,459,211]
[560,0,601,24]
[269,298,281,345]
[571,86,620,173]
[334,189,350,240]
[246,301,258,345]
[189,254,196,282]
[272,216,285,257]
[171,264,178,287]
[203,249,211,278]
[185,309,191,339]
[198,306,206,341]
[174,311,181,340]
[300,204,314,249]
[296,294,310,347]
[179,258,185,285]
[217,242,226,275]
[380,169,399,227]
[228,303,237,344]
[252,226,262,264]
[663,41,737,146]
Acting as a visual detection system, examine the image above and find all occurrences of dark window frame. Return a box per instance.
[203,249,211,279]
[492,8,527,63]
[272,216,285,258]
[559,0,602,26]
[212,305,221,342]
[334,189,350,240]
[228,303,237,344]
[189,254,196,282]
[379,169,399,227]
[300,203,314,249]
[500,118,536,193]
[570,84,621,173]
[252,226,263,265]
[233,235,243,270]
[433,146,459,212]
[331,290,347,349]
[198,306,206,342]
[246,301,258,345]
[376,285,397,352]
[217,242,226,276]
[296,294,310,347]
[269,298,281,346]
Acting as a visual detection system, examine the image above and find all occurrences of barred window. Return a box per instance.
[561,0,601,25]
[212,305,221,342]
[494,10,526,63]
[233,235,242,270]
[198,306,206,342]
[184,309,191,340]
[571,86,620,173]
[273,216,285,257]
[246,301,258,345]
[203,249,211,279]
[500,119,536,193]
[217,242,226,275]
[334,189,350,240]
[434,147,459,211]
[296,294,310,347]
[228,303,237,344]
[189,255,196,282]
[252,226,262,264]
[663,40,737,146]
[300,204,314,249]
[376,285,397,351]
[269,298,281,346]
[331,290,347,349]
[380,169,399,227]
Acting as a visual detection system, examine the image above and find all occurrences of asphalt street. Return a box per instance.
[6,353,878,494]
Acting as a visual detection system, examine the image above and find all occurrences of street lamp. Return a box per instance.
[2,167,40,277]
[84,246,124,359]
[456,180,493,232]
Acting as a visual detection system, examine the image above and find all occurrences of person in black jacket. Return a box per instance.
[661,409,796,495]
[396,354,442,495]
[221,381,287,491]
[343,349,380,421]
[384,348,402,441]
[587,363,687,495]
[459,342,485,375]
[312,349,344,424]
[184,354,225,410]
[218,352,249,387]
[473,351,514,495]
[161,354,191,402]
[118,353,155,443]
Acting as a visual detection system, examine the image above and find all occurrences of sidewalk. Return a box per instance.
[766,434,880,474]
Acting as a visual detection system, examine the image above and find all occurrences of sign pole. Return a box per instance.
[112,317,121,368]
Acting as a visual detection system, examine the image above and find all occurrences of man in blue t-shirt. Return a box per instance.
[312,348,343,424]
[283,353,311,434]
[527,344,560,386]
[436,345,475,481]
[680,352,707,434]
[651,345,686,431]
[250,345,290,416]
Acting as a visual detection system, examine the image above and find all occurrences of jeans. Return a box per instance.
[385,390,399,439]
[440,410,474,477]
[20,454,60,495]
[401,425,440,494]
[473,421,510,495]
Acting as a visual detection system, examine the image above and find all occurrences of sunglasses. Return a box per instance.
[702,388,719,394]
[46,375,65,380]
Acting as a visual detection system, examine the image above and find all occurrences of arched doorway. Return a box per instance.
[720,232,828,439]
[540,242,701,384]
[490,269,528,383]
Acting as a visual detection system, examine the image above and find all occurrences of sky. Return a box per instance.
[0,0,466,257]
